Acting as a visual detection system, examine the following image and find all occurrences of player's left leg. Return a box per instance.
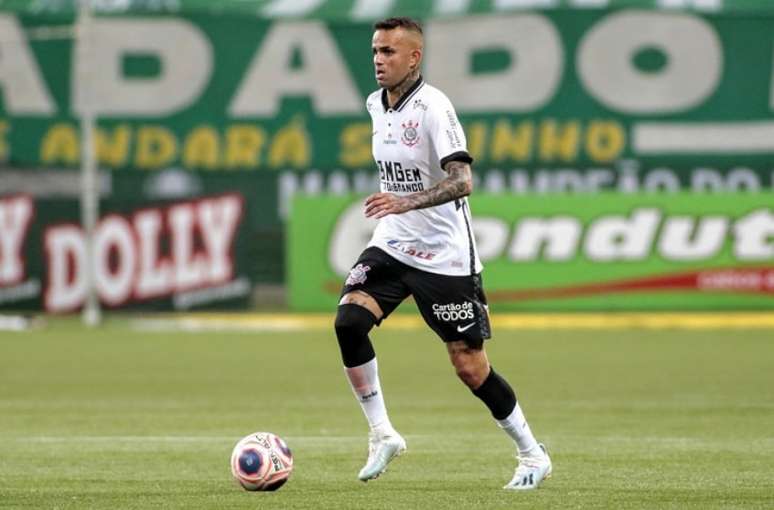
[408,268,551,490]
[446,342,552,490]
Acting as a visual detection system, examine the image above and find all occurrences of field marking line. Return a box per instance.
[133,312,774,332]
[13,434,434,443]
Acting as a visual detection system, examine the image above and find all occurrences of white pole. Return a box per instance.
[78,0,101,326]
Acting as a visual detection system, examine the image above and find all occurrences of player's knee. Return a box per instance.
[335,304,376,338]
[448,345,488,389]
[454,361,487,389]
[339,291,383,319]
[334,304,377,367]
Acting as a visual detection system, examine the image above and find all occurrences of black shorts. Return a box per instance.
[340,247,492,345]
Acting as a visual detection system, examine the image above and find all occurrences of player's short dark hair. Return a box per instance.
[373,17,423,35]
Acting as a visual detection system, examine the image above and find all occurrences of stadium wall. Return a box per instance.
[0,5,772,311]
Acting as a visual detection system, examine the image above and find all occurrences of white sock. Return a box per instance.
[344,358,393,433]
[496,402,539,455]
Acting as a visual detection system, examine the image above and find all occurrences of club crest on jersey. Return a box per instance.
[345,264,371,286]
[401,120,420,147]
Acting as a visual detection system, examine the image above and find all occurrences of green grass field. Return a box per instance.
[1,317,773,509]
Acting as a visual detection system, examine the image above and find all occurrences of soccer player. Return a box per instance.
[334,17,552,490]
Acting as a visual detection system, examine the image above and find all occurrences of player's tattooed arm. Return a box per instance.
[404,160,472,209]
[364,161,472,219]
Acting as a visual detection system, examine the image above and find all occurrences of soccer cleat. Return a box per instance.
[357,429,406,481]
[503,443,552,491]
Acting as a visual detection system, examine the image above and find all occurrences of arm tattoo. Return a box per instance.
[403,161,472,210]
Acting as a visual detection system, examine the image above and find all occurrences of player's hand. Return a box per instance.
[364,193,411,219]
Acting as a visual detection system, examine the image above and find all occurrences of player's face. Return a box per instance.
[372,28,421,89]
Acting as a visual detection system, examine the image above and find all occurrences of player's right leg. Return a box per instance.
[335,292,406,481]
[335,249,408,481]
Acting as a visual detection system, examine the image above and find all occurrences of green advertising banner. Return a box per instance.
[288,194,774,311]
[1,8,774,192]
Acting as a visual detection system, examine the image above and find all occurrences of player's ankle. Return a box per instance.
[371,421,396,436]
[519,444,542,457]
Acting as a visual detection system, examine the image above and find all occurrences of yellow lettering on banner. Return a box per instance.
[0,121,8,162]
[467,122,487,162]
[225,125,265,168]
[41,123,79,165]
[339,123,372,167]
[96,124,130,167]
[183,125,220,169]
[491,120,533,162]
[586,120,625,163]
[136,125,177,169]
[269,116,310,168]
[539,120,580,162]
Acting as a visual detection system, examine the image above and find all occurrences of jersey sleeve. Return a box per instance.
[426,94,473,169]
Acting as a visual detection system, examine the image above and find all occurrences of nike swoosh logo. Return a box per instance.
[457,323,475,333]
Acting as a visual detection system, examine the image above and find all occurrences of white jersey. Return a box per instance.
[366,77,483,277]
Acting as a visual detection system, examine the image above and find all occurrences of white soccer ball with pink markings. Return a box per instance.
[230,431,293,491]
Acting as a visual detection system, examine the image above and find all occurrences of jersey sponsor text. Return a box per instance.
[377,160,424,193]
[386,239,437,260]
[432,301,474,321]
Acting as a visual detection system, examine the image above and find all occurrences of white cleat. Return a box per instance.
[357,430,407,481]
[503,443,552,491]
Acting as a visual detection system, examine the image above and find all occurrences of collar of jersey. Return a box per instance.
[381,75,424,113]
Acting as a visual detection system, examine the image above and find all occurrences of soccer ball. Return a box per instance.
[230,431,293,491]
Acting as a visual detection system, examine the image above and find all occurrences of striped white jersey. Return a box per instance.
[366,77,482,276]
